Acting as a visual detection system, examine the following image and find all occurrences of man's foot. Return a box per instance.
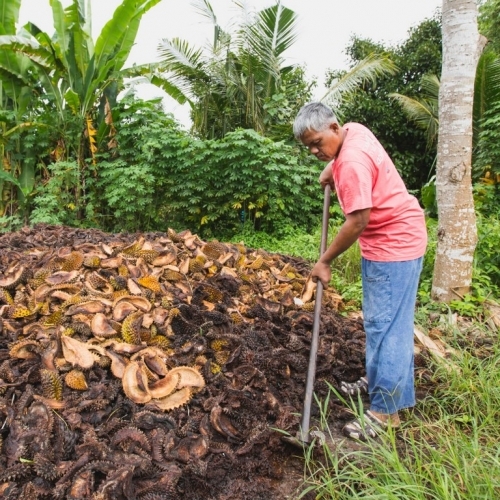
[342,410,400,441]
[340,376,368,396]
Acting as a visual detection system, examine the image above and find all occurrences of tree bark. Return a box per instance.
[432,0,487,302]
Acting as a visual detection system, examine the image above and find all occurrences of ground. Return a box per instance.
[0,224,432,499]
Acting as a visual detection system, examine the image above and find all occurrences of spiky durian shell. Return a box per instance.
[110,275,127,291]
[148,335,171,351]
[61,327,75,337]
[229,312,244,324]
[42,310,64,327]
[61,251,84,271]
[72,321,92,337]
[201,241,226,260]
[246,255,264,270]
[136,249,159,264]
[210,362,222,374]
[121,240,143,256]
[137,275,161,294]
[214,350,230,365]
[163,269,183,282]
[0,287,14,305]
[64,369,88,390]
[121,311,143,344]
[40,369,63,401]
[167,228,182,242]
[189,255,206,273]
[9,305,34,319]
[28,268,51,289]
[210,339,228,351]
[83,255,101,268]
[118,264,129,277]
[33,453,59,481]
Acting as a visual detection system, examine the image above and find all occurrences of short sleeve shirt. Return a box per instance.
[331,123,427,261]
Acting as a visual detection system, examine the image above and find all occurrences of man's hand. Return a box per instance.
[319,163,335,190]
[311,260,331,288]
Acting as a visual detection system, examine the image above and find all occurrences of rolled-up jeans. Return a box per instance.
[361,256,423,414]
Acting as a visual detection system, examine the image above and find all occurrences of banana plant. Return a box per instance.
[0,0,162,222]
[0,0,41,221]
[0,0,162,163]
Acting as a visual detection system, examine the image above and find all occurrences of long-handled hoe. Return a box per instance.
[282,185,331,448]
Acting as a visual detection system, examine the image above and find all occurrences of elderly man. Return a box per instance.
[293,102,427,440]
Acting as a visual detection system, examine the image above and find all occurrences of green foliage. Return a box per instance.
[479,0,500,54]
[90,96,323,236]
[164,128,323,238]
[420,174,437,218]
[301,343,500,499]
[30,160,90,226]
[149,1,312,140]
[90,97,187,232]
[329,15,442,191]
[475,100,500,179]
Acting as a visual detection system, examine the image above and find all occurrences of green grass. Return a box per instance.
[298,325,500,499]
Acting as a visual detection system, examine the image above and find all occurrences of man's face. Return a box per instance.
[301,123,343,162]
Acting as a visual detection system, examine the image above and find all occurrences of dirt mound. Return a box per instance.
[0,224,365,499]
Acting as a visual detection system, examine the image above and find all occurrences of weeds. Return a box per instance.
[298,325,500,499]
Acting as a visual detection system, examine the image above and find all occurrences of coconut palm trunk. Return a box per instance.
[432,0,487,302]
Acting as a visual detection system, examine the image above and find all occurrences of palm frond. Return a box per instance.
[241,2,297,80]
[190,0,217,25]
[389,92,438,147]
[420,73,440,100]
[321,54,397,106]
[158,38,205,70]
[474,51,500,128]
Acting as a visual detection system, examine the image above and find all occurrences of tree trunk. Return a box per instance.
[432,0,487,302]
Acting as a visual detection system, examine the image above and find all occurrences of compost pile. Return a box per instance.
[0,224,366,500]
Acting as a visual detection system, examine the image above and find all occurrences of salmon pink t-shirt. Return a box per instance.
[331,123,427,261]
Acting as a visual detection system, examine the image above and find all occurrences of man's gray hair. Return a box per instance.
[293,102,339,140]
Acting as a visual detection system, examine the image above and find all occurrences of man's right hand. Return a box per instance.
[319,162,335,190]
[311,260,331,288]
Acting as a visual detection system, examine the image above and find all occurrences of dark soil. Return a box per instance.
[0,224,376,499]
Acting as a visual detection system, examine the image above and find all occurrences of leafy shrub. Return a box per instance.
[164,129,323,238]
[92,96,324,237]
[30,161,91,227]
[91,97,188,232]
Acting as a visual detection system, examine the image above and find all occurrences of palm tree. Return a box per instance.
[139,0,303,139]
[390,51,500,163]
[321,53,398,114]
[432,0,486,302]
[389,74,440,150]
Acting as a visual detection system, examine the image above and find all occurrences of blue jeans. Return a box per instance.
[362,256,423,414]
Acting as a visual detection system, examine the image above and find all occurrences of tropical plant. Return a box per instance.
[389,74,440,150]
[0,0,41,222]
[0,0,163,223]
[321,53,397,114]
[136,0,313,139]
[89,94,323,236]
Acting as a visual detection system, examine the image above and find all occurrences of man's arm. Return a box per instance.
[311,208,371,287]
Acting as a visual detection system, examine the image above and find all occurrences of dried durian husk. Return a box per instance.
[64,369,88,390]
